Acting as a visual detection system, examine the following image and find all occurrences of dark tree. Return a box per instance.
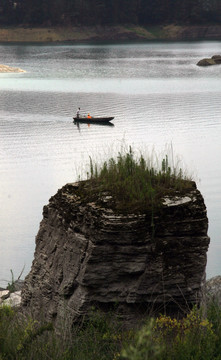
[0,0,221,26]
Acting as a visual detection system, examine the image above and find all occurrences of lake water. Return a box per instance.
[0,41,221,287]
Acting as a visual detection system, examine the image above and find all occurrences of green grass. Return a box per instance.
[1,302,221,360]
[0,307,124,360]
[77,147,194,213]
[145,25,167,38]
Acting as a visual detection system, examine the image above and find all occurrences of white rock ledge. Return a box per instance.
[163,196,192,207]
[0,290,22,307]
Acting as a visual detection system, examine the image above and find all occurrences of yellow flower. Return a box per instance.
[113,352,121,360]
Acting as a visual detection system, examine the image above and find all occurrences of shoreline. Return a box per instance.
[0,64,25,73]
[0,24,221,43]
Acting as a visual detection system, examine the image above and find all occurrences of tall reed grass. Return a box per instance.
[1,301,221,360]
[80,146,193,213]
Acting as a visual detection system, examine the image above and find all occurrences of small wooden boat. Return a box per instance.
[73,116,114,124]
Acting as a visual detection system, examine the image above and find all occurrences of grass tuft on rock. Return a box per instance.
[79,147,194,213]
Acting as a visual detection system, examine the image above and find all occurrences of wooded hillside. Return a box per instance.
[1,0,221,26]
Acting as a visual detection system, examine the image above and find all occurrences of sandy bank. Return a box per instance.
[0,24,221,43]
[0,26,153,42]
[0,64,25,73]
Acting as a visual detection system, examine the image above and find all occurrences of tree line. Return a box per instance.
[0,0,221,26]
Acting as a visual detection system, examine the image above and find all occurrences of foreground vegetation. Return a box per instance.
[0,148,215,359]
[1,301,221,360]
[78,147,193,213]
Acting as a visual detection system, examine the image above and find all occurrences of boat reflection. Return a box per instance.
[73,120,114,128]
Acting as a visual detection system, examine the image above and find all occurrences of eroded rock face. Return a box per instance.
[21,182,210,328]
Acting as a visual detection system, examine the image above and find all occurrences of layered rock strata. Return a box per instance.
[21,182,210,328]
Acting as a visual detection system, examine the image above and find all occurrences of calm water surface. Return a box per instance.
[0,41,221,286]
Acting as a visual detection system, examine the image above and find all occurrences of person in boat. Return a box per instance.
[77,107,80,119]
[87,113,92,119]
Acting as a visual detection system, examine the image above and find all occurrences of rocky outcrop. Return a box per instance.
[0,280,24,307]
[205,276,221,305]
[21,181,210,329]
[0,290,22,307]
[156,25,221,41]
[197,55,221,66]
[178,26,221,40]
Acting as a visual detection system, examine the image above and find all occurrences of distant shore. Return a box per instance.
[0,24,221,43]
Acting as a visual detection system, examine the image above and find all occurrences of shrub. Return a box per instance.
[0,307,123,360]
[1,304,221,360]
[155,306,217,360]
[121,318,163,360]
